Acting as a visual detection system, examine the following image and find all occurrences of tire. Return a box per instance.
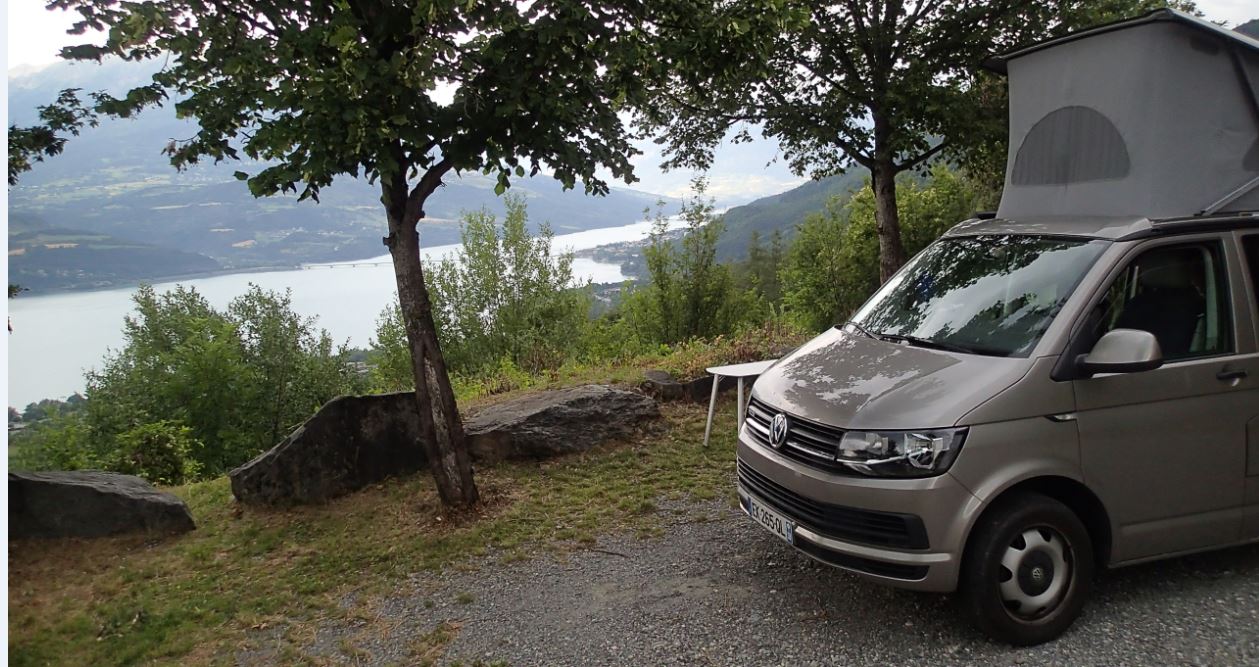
[960,492,1094,646]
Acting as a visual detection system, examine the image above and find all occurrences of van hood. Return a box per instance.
[753,327,1033,430]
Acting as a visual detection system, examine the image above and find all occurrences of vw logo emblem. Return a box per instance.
[769,413,789,448]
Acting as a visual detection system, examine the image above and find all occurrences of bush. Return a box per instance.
[8,411,98,472]
[632,179,762,345]
[428,194,593,376]
[76,284,362,478]
[107,421,202,485]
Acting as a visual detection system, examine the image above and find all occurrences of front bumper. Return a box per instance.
[737,431,981,593]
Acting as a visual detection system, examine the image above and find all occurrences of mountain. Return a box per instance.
[1237,19,1259,39]
[715,169,868,260]
[8,59,680,292]
[8,213,222,290]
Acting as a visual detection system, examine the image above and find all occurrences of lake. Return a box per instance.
[7,218,678,408]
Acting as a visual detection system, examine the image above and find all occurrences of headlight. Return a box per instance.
[836,428,967,478]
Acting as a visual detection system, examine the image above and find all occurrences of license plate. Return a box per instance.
[747,494,795,545]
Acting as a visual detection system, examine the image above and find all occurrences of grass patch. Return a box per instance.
[9,397,744,665]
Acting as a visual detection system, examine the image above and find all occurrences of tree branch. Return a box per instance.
[895,140,948,171]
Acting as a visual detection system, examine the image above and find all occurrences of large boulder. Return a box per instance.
[229,385,661,506]
[9,470,195,539]
[230,392,425,506]
[466,385,661,462]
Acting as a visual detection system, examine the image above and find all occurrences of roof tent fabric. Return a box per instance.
[987,10,1259,219]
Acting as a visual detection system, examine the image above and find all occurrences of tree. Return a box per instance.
[34,0,657,507]
[8,88,97,186]
[741,228,784,305]
[427,194,592,375]
[370,194,594,387]
[85,284,360,476]
[641,0,1194,283]
[781,165,980,329]
[627,179,752,344]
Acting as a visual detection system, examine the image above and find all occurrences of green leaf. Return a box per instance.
[233,171,249,181]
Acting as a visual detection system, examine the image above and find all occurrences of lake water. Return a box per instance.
[8,218,677,408]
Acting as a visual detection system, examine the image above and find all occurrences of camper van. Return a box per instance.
[737,10,1259,645]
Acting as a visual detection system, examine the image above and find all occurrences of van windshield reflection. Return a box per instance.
[851,235,1108,357]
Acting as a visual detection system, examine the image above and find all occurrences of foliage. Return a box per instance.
[107,421,202,486]
[369,196,594,391]
[7,284,364,481]
[368,303,415,394]
[623,180,758,345]
[33,0,685,507]
[428,194,593,375]
[20,394,87,423]
[781,166,981,330]
[8,88,98,185]
[639,0,1197,280]
[738,229,785,306]
[654,321,809,381]
[8,411,96,473]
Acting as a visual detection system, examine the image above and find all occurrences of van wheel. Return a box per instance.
[960,492,1093,646]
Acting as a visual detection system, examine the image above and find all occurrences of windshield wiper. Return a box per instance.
[840,321,880,340]
[877,333,979,355]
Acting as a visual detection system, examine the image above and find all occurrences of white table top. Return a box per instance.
[705,359,777,377]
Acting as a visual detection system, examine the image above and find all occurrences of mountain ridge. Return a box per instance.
[8,59,681,291]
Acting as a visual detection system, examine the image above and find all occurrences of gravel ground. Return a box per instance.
[253,498,1259,666]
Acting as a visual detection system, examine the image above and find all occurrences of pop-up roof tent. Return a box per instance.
[985,9,1259,221]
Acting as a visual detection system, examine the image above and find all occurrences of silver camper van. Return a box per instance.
[737,11,1259,645]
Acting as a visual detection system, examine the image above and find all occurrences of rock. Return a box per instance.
[683,374,740,403]
[640,370,685,402]
[9,470,195,538]
[642,369,750,404]
[466,385,661,463]
[230,385,661,506]
[230,392,425,506]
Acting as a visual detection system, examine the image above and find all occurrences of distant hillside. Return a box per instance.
[716,170,868,260]
[1237,19,1259,39]
[9,213,221,290]
[8,59,679,291]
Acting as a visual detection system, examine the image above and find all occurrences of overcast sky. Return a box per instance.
[5,0,1256,202]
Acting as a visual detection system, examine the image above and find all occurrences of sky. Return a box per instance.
[5,0,1257,202]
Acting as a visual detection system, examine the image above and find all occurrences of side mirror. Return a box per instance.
[1076,329,1163,378]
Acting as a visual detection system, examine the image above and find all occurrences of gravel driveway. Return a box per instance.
[267,497,1259,666]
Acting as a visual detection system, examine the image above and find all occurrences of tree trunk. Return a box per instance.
[386,195,479,508]
[870,112,907,284]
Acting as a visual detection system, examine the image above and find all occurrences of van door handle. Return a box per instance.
[1217,368,1248,382]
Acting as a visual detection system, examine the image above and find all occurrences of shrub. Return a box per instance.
[107,421,202,485]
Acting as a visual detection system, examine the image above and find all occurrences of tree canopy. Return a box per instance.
[639,0,1196,280]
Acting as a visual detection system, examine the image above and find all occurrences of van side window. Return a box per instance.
[1094,242,1232,361]
[1244,236,1259,309]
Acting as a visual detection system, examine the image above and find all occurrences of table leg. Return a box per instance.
[737,377,745,433]
[703,373,720,448]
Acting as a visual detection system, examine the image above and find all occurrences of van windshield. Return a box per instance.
[851,235,1108,357]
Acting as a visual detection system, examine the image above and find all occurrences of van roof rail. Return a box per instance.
[974,211,997,220]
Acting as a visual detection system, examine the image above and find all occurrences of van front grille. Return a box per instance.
[737,460,929,550]
[745,398,854,475]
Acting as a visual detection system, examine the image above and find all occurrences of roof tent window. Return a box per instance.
[1012,106,1131,185]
